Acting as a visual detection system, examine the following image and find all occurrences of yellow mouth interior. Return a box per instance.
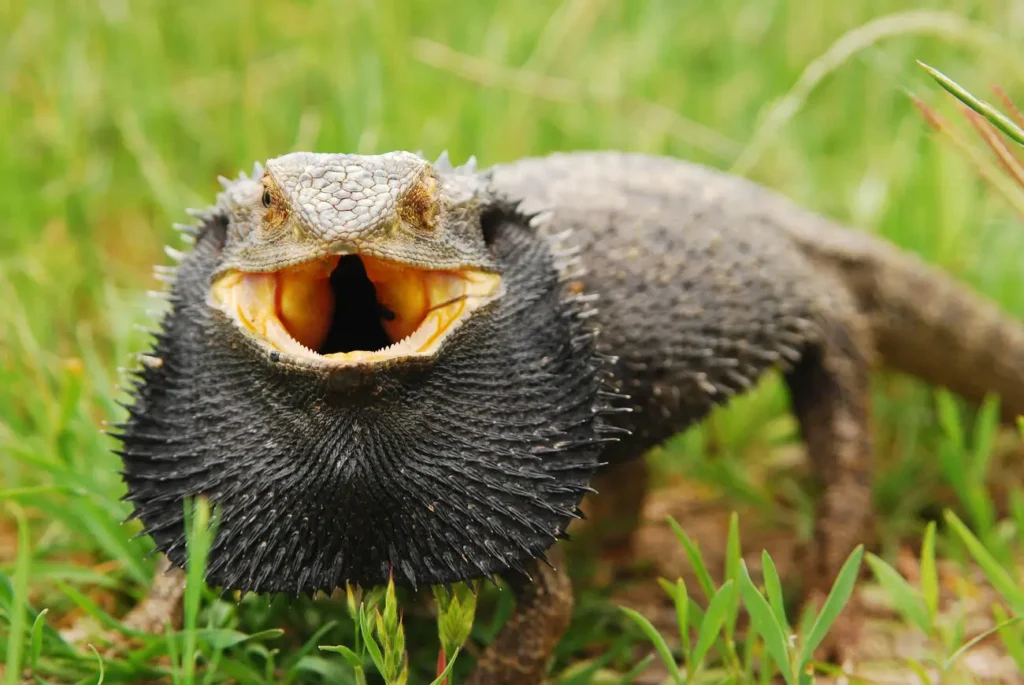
[210,255,502,365]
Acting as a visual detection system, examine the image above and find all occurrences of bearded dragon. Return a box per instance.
[115,150,1024,683]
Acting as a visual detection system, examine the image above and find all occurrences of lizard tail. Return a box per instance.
[852,248,1024,423]
[782,209,1024,422]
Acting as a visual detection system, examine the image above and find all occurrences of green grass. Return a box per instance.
[3,0,1024,682]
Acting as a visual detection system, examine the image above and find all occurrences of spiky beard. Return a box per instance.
[114,208,620,595]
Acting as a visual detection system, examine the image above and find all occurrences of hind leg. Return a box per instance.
[784,318,875,662]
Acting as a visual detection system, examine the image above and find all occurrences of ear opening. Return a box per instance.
[481,204,538,249]
[480,207,505,248]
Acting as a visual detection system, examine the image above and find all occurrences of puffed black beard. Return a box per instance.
[115,208,615,596]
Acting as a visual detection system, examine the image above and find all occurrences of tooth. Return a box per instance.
[265,317,317,358]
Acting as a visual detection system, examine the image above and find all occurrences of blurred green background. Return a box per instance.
[3,0,1024,681]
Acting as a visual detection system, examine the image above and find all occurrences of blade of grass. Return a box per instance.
[193,628,284,650]
[617,653,656,684]
[936,390,964,451]
[724,512,742,643]
[738,562,794,685]
[797,545,864,666]
[761,551,789,635]
[912,93,1024,218]
[428,646,460,685]
[944,509,1024,612]
[291,656,356,684]
[676,579,690,656]
[921,521,939,623]
[284,620,340,674]
[30,608,48,675]
[360,611,387,679]
[619,607,683,684]
[658,577,690,656]
[0,573,75,660]
[4,504,31,685]
[904,659,936,685]
[56,579,146,637]
[934,391,999,540]
[687,596,706,633]
[88,644,106,685]
[943,616,1023,670]
[1011,491,1024,548]
[968,394,1000,488]
[992,604,1024,671]
[965,110,1024,188]
[993,86,1024,129]
[320,643,365,669]
[667,516,717,600]
[182,497,216,685]
[691,579,735,672]
[865,552,930,634]
[919,61,1024,146]
[15,562,126,589]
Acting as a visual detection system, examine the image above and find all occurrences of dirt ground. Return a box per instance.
[577,475,1024,684]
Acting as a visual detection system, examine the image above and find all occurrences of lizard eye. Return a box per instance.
[262,189,273,208]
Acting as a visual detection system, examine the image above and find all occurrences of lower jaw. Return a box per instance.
[209,254,502,367]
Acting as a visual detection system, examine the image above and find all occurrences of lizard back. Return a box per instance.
[487,150,1024,456]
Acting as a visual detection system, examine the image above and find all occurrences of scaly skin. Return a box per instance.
[116,150,1024,683]
[489,151,1024,435]
[485,151,1024,672]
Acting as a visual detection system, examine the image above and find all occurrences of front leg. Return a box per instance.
[467,546,574,685]
[121,554,186,635]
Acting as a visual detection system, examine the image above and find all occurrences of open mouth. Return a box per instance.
[210,255,502,366]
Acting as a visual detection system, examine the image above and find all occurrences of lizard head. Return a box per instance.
[210,151,502,367]
[115,151,615,595]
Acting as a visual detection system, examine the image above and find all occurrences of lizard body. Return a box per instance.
[115,150,1024,684]
[490,151,1024,441]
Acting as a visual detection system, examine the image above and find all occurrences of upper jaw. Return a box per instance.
[208,249,503,370]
